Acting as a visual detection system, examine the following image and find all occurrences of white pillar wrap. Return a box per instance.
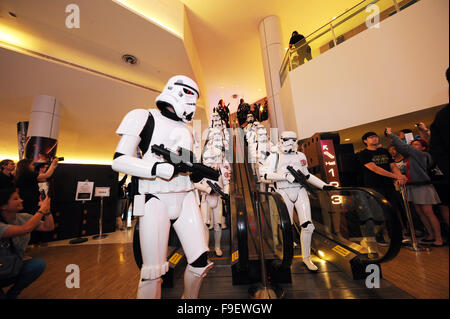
[259,16,285,132]
[28,95,61,139]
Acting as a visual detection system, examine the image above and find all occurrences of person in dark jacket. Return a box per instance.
[237,98,250,127]
[216,99,230,128]
[387,128,444,246]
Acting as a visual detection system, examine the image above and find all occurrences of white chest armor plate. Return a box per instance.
[139,109,193,194]
[276,151,307,189]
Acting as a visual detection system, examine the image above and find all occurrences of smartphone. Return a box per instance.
[405,132,414,144]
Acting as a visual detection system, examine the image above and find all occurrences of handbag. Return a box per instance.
[0,238,23,281]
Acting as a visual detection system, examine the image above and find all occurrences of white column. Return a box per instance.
[25,95,61,161]
[28,95,61,139]
[259,15,285,135]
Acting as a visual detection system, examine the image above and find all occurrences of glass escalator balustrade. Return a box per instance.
[309,188,400,262]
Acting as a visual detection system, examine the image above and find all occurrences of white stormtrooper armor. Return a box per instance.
[112,75,212,299]
[252,124,272,192]
[243,113,256,134]
[260,131,330,272]
[207,109,230,153]
[194,145,230,256]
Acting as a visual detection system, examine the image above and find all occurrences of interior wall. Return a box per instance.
[280,0,449,139]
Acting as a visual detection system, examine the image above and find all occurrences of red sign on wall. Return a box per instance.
[320,139,340,187]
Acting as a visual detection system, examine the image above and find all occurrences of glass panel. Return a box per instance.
[309,188,395,262]
[279,0,420,82]
[258,193,285,261]
[332,0,396,47]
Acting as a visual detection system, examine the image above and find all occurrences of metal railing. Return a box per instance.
[279,0,419,85]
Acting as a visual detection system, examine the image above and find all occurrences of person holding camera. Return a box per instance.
[14,158,58,215]
[15,158,58,245]
[0,188,54,299]
[386,127,443,246]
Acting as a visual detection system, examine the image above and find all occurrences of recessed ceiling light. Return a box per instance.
[122,54,138,65]
[344,138,350,141]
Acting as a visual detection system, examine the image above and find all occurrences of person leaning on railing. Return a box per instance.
[288,31,312,67]
[0,188,54,299]
[386,128,445,247]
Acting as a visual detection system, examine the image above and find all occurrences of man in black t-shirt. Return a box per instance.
[358,132,407,234]
[358,131,407,193]
[0,159,15,189]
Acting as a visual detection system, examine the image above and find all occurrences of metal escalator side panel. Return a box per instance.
[309,187,403,265]
[265,192,294,268]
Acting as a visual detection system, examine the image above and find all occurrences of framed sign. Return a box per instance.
[75,181,94,201]
[95,187,110,197]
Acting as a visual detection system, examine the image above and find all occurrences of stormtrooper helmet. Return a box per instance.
[256,125,268,143]
[202,145,222,168]
[156,75,199,123]
[213,120,224,130]
[279,131,297,154]
[211,109,221,127]
[246,113,255,123]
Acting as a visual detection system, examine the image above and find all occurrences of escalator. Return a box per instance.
[230,127,405,295]
[230,128,293,285]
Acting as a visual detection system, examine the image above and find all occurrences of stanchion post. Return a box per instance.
[69,200,88,244]
[249,191,284,299]
[400,185,430,252]
[93,196,108,240]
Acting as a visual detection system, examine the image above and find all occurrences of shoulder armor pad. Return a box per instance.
[116,109,149,137]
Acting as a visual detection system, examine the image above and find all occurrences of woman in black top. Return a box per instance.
[14,159,58,214]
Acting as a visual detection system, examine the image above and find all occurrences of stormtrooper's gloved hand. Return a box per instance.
[323,185,337,190]
[284,173,296,184]
[171,162,189,176]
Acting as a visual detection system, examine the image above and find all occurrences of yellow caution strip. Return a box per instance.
[231,250,239,263]
[332,245,351,257]
[169,253,182,265]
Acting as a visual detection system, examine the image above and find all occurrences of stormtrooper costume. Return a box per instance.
[112,75,212,299]
[253,124,272,192]
[260,131,332,271]
[194,146,230,256]
[243,113,256,134]
[208,109,230,153]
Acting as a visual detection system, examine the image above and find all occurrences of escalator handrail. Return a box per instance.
[316,186,403,264]
[234,195,249,270]
[256,191,294,269]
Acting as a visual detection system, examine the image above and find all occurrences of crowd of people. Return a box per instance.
[0,158,57,298]
[357,120,448,247]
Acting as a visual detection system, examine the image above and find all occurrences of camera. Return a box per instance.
[40,189,46,200]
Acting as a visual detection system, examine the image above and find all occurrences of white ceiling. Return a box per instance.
[0,47,159,163]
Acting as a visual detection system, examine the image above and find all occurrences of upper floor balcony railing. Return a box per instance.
[279,0,419,86]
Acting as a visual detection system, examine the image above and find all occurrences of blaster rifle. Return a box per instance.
[286,166,316,195]
[206,180,229,201]
[151,144,220,181]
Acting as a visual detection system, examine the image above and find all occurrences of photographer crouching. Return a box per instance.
[0,188,54,299]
